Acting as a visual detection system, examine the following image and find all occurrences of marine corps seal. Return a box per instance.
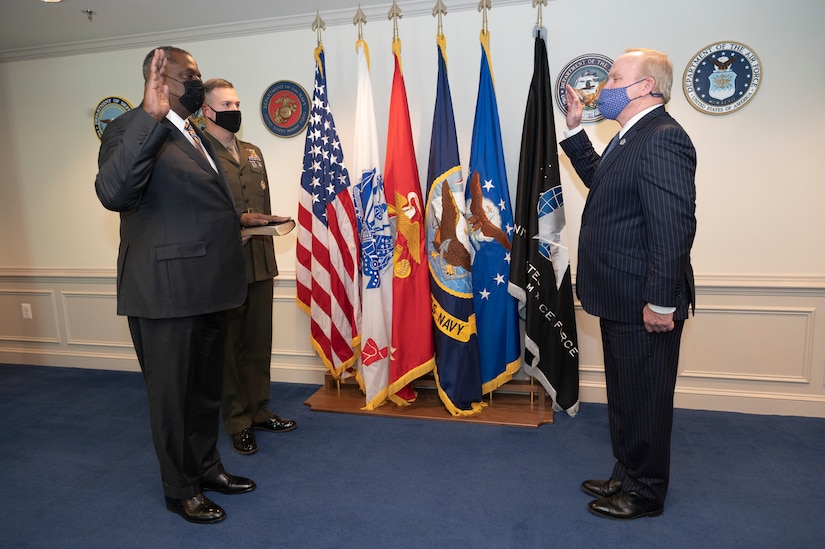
[260,80,310,137]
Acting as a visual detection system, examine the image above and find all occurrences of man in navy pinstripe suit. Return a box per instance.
[560,48,697,520]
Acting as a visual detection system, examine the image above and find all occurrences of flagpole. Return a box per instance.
[432,0,447,36]
[388,1,402,43]
[312,10,325,47]
[353,4,366,41]
[532,0,548,27]
[477,0,491,35]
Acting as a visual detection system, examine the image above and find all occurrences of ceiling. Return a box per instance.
[1,0,524,62]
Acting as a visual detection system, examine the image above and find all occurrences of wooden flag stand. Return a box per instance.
[304,372,554,428]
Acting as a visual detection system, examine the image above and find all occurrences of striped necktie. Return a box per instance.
[184,120,211,162]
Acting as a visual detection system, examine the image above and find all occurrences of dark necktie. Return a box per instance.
[602,133,621,158]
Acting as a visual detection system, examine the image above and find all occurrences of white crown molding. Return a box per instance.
[0,0,530,63]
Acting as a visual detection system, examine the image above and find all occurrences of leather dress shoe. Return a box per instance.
[588,491,664,520]
[581,479,622,498]
[201,471,256,495]
[165,494,225,524]
[252,415,297,433]
[231,428,258,455]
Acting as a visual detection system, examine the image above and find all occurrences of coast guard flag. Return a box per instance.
[384,39,435,404]
[426,35,483,416]
[508,30,579,415]
[466,30,521,395]
[296,46,361,378]
[351,39,393,409]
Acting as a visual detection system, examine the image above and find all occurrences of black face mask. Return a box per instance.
[168,77,205,114]
[207,107,242,134]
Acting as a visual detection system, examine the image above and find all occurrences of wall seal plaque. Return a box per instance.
[683,41,762,115]
[260,80,311,137]
[554,53,613,123]
[94,96,132,139]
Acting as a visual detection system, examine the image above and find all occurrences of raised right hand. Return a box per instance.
[143,49,170,121]
[565,84,584,130]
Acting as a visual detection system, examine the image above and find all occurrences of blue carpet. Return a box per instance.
[0,363,823,548]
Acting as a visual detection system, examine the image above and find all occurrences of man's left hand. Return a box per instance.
[643,304,675,333]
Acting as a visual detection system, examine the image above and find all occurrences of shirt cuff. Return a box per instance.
[647,303,676,314]
[563,125,583,139]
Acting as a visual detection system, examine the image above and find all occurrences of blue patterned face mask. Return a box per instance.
[597,79,647,120]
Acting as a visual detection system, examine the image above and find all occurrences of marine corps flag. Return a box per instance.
[426,34,483,416]
[467,30,521,395]
[384,38,435,404]
[352,39,393,409]
[508,30,579,415]
[296,46,361,377]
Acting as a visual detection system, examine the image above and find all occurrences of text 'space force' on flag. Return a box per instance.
[508,29,580,416]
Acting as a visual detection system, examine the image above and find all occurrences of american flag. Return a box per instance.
[296,46,361,377]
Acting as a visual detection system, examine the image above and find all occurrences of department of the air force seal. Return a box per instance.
[94,96,132,139]
[683,41,762,115]
[555,54,613,123]
[260,80,311,137]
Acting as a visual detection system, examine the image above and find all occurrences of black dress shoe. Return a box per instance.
[251,415,297,433]
[231,428,258,455]
[201,471,256,495]
[165,494,225,524]
[588,491,664,520]
[581,479,622,498]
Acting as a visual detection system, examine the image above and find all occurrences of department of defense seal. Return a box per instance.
[94,96,132,139]
[554,54,613,123]
[260,80,311,137]
[683,41,762,115]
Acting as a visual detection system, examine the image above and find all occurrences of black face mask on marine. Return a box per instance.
[207,108,242,134]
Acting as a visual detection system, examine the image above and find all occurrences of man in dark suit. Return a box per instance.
[560,48,697,520]
[95,47,271,524]
[201,78,297,457]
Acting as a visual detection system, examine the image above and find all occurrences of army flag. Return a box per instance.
[296,46,361,377]
[384,39,435,404]
[508,31,579,415]
[351,39,393,409]
[466,30,521,395]
[426,35,483,416]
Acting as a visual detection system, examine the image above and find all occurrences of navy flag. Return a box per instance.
[508,30,580,415]
[426,35,483,416]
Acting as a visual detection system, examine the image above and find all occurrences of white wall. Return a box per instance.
[1,0,824,417]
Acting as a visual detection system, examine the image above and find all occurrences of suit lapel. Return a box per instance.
[163,119,235,206]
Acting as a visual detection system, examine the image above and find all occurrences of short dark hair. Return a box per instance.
[141,46,191,80]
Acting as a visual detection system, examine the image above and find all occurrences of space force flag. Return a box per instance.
[508,30,580,415]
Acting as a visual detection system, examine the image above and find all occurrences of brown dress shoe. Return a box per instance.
[588,491,664,520]
[231,428,258,455]
[581,478,622,498]
[165,494,225,524]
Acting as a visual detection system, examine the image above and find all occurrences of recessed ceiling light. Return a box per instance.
[40,0,64,3]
